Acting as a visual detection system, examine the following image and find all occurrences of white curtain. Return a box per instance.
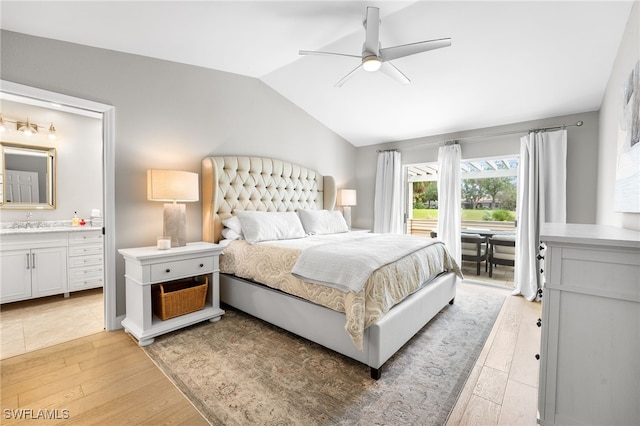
[437,143,462,266]
[374,151,403,234]
[514,129,567,301]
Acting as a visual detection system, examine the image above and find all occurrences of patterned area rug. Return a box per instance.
[144,282,506,425]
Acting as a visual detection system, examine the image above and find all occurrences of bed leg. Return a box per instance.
[449,297,455,305]
[370,367,382,380]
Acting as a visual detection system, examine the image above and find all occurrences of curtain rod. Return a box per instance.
[389,120,584,152]
[375,148,401,153]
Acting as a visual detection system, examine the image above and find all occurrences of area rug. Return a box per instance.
[144,283,506,425]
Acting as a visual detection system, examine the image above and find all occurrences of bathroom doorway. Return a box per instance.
[0,83,115,358]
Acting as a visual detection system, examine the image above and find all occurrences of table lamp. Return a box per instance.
[147,169,199,247]
[338,189,357,229]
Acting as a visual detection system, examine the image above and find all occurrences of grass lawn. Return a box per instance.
[412,209,514,221]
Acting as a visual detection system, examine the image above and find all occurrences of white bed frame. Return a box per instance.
[202,156,457,379]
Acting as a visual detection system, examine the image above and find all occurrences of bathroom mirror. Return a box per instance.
[0,142,56,209]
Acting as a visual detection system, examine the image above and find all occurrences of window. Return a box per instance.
[406,156,518,234]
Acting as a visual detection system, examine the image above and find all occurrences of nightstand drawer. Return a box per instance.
[150,256,214,282]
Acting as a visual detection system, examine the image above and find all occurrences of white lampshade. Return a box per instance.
[147,170,199,202]
[147,170,199,248]
[338,189,357,206]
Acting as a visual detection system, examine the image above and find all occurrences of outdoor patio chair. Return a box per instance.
[488,235,516,277]
[461,234,487,275]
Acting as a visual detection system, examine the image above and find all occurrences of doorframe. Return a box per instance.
[1,80,118,331]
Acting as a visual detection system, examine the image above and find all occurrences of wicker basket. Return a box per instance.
[152,275,208,320]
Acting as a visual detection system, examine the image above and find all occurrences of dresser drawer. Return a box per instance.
[69,231,103,245]
[68,244,103,257]
[150,256,214,282]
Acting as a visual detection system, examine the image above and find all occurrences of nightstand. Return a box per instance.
[118,242,224,346]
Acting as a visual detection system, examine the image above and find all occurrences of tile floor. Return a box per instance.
[0,288,104,360]
[460,260,515,288]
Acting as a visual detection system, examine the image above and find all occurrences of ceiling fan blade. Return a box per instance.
[380,37,451,61]
[380,62,410,85]
[363,6,380,56]
[299,50,361,59]
[334,64,363,87]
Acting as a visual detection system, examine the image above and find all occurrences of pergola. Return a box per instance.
[407,156,519,182]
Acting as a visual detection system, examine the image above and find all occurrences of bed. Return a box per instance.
[202,156,461,379]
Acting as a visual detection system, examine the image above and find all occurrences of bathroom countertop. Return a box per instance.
[0,225,102,236]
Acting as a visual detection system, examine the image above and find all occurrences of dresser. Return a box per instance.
[119,242,224,346]
[538,224,640,426]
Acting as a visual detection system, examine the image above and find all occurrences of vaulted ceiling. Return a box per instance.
[1,1,634,146]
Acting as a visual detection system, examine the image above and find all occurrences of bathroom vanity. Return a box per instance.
[0,226,104,304]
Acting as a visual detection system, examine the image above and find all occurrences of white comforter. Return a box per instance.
[291,233,439,293]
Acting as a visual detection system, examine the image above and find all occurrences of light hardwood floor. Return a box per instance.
[1,282,539,425]
[447,284,541,425]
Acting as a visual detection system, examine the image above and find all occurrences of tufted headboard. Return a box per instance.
[202,156,337,243]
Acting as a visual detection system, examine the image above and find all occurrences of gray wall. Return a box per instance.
[1,30,357,317]
[597,1,640,231]
[353,111,599,230]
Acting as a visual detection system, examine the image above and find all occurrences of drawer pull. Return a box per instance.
[535,354,540,360]
[536,318,542,327]
[165,268,171,273]
[199,263,204,268]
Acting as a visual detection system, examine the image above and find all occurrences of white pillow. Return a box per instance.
[221,228,243,241]
[236,211,306,244]
[297,209,349,235]
[222,216,243,235]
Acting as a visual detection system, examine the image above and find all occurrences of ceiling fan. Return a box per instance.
[299,6,451,87]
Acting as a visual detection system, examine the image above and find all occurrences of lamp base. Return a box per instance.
[163,203,187,247]
[343,206,352,230]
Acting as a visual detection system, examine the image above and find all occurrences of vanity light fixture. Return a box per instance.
[48,123,56,140]
[17,118,38,136]
[0,114,59,139]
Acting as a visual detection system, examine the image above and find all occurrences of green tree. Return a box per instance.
[479,177,513,208]
[413,181,438,208]
[413,182,427,208]
[461,179,484,209]
[424,182,438,208]
[500,183,518,211]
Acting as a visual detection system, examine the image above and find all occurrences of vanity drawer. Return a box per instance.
[69,272,104,291]
[69,231,103,245]
[150,256,214,282]
[68,253,103,268]
[68,244,103,257]
[69,264,104,279]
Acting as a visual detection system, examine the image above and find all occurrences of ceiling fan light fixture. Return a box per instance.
[362,56,382,72]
